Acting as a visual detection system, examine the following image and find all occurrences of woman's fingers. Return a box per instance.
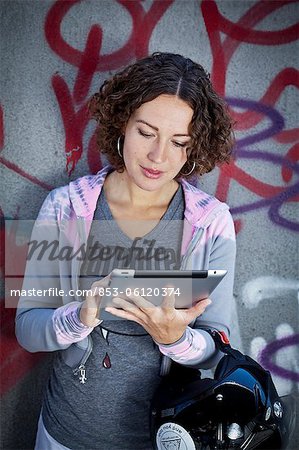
[97,287,211,337]
[105,305,143,325]
[90,275,111,298]
[183,298,212,323]
[122,290,154,309]
[80,274,111,326]
[89,275,111,303]
[110,297,148,320]
[160,286,176,310]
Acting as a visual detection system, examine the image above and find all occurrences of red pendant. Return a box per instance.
[102,352,111,369]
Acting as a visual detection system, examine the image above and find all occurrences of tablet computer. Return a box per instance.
[99,269,227,319]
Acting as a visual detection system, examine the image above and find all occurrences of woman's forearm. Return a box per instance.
[157,326,221,369]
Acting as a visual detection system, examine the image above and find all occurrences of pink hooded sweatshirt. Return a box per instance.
[16,165,236,373]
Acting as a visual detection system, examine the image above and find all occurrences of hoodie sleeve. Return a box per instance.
[15,190,94,352]
[157,208,236,369]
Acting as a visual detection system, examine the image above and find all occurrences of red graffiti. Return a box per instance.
[0,208,4,278]
[0,157,53,191]
[0,103,53,191]
[201,0,299,131]
[0,300,44,396]
[281,144,299,183]
[218,157,299,201]
[0,209,54,395]
[2,0,177,396]
[0,210,47,395]
[0,105,4,150]
[45,0,174,175]
[52,74,88,175]
[275,128,299,144]
[50,22,102,174]
[45,0,174,70]
[87,130,102,174]
[0,205,49,395]
[4,221,31,308]
[0,106,49,396]
[1,0,298,398]
[202,0,299,231]
[233,219,243,235]
[45,0,134,71]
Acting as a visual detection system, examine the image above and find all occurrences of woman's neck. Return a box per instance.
[104,170,178,210]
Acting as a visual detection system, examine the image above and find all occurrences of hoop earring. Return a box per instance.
[117,136,123,158]
[180,161,196,177]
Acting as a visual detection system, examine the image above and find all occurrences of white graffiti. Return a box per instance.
[243,276,299,397]
[250,324,299,396]
[242,276,299,309]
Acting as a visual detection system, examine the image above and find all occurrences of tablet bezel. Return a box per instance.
[99,269,227,317]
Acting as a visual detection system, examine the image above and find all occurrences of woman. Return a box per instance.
[16,53,236,450]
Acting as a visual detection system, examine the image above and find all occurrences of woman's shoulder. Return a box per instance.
[42,165,113,218]
[180,178,231,228]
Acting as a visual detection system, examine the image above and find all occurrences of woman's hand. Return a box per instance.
[79,275,111,327]
[105,290,212,344]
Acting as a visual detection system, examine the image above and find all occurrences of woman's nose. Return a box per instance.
[147,140,167,163]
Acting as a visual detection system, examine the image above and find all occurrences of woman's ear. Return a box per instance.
[120,120,128,136]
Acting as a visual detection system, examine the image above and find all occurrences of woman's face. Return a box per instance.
[122,94,193,191]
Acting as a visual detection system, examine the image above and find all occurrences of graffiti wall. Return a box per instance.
[1,0,298,448]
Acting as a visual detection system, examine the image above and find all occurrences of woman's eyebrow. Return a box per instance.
[136,119,190,137]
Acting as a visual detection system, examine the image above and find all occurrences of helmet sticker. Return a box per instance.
[156,422,196,450]
[265,406,272,421]
[274,401,283,418]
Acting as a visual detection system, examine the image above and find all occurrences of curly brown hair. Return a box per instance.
[89,52,235,179]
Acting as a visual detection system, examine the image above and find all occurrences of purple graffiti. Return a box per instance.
[259,334,299,382]
[225,97,298,231]
[226,97,285,147]
[230,150,299,231]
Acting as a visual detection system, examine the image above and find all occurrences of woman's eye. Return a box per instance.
[138,129,153,138]
[172,141,187,148]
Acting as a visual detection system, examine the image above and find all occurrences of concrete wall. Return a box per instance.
[1,0,298,448]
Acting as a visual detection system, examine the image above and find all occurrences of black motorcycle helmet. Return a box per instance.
[150,331,292,450]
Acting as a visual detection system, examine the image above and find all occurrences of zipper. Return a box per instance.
[73,364,87,384]
[73,334,93,384]
[72,217,95,383]
[73,217,87,300]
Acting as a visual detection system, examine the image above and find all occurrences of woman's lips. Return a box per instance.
[140,166,164,179]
